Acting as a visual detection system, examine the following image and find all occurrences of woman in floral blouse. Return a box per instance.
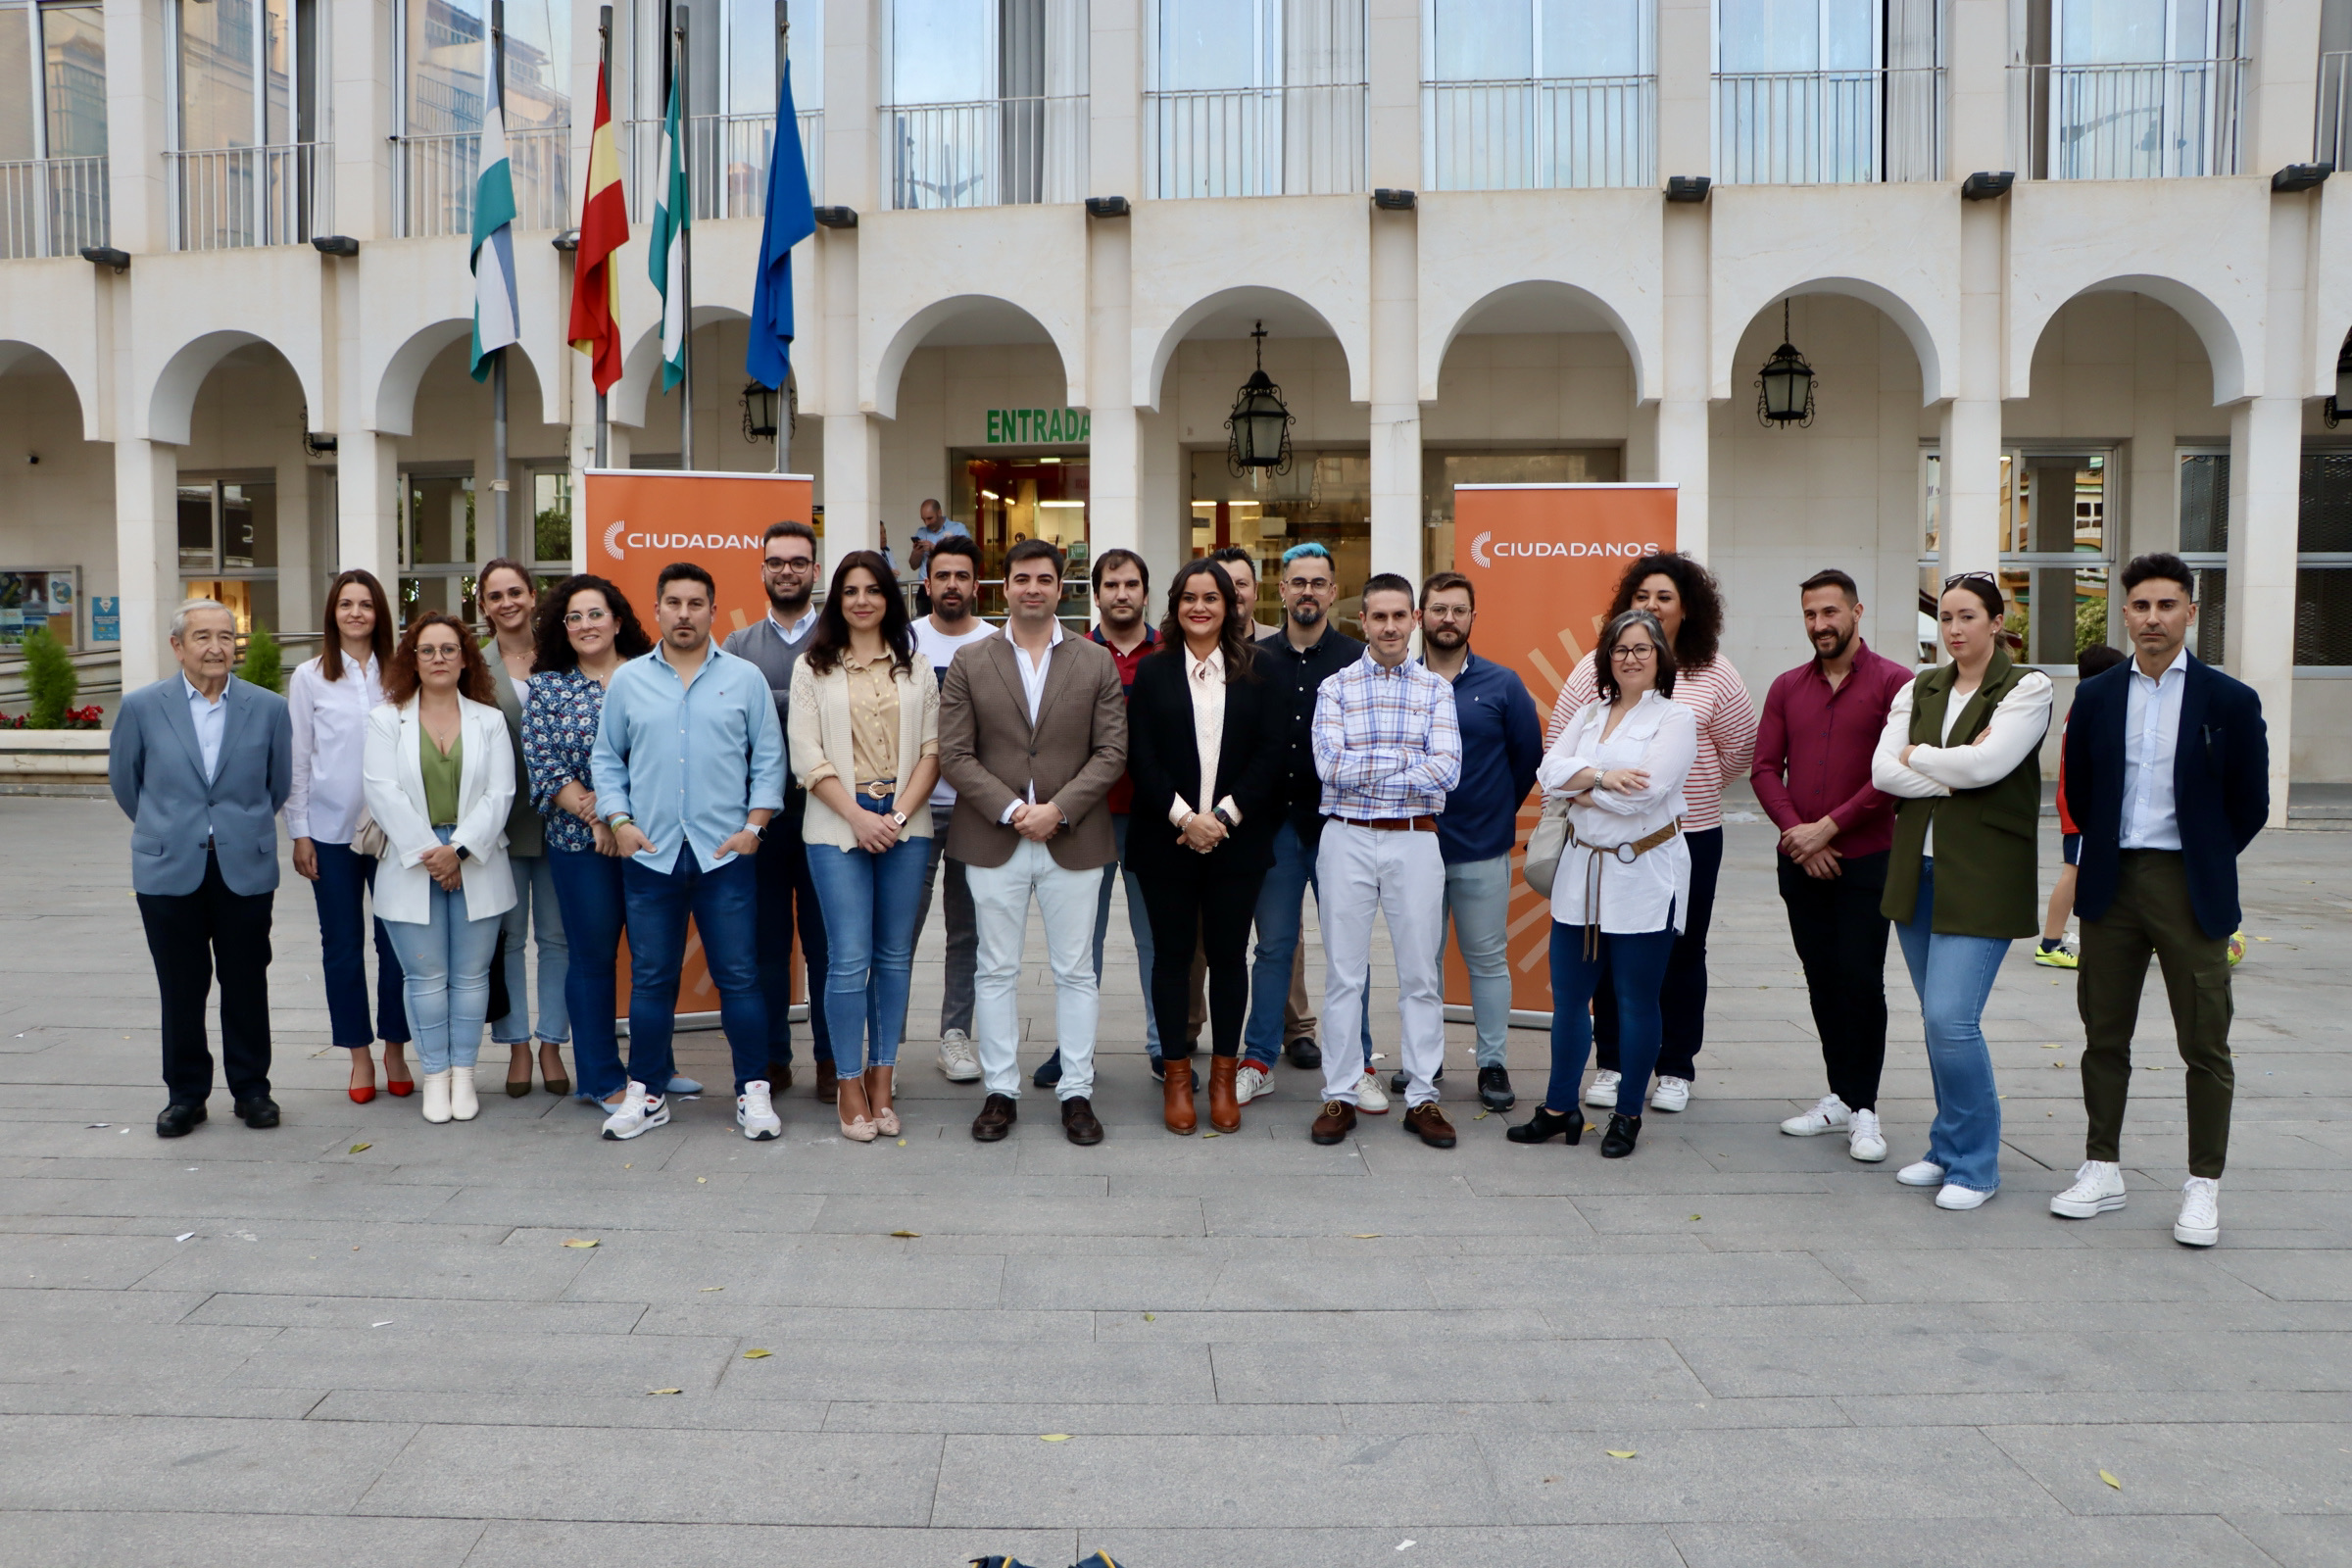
[522,575,654,1119]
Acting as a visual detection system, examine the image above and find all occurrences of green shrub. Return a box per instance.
[237,622,284,694]
[21,626,76,729]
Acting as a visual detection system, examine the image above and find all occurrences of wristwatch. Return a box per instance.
[889,809,909,827]
[1212,806,1238,830]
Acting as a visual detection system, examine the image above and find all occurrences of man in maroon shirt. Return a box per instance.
[1751,568,1914,1162]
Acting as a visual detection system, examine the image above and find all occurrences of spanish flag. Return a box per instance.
[566,61,626,395]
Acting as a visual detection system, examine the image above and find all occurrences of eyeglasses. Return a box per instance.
[1424,605,1473,620]
[416,645,464,662]
[1610,644,1658,662]
[1942,570,1996,588]
[562,609,611,626]
[1284,575,1335,592]
[762,557,814,574]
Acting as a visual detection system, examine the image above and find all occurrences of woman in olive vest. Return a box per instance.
[1870,572,2052,1209]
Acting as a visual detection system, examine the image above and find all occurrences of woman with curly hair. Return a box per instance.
[1543,553,1758,1115]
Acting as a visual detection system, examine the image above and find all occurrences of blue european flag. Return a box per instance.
[747,61,816,395]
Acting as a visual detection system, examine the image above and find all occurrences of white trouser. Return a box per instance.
[1316,819,1446,1107]
[967,836,1101,1102]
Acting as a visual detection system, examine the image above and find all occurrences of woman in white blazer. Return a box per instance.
[1508,609,1696,1160]
[789,552,940,1143]
[363,612,518,1125]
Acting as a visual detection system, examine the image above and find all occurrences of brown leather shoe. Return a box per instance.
[971,1092,1017,1142]
[765,1062,795,1093]
[1207,1055,1241,1133]
[1402,1102,1457,1149]
[1162,1058,1198,1135]
[814,1058,839,1103]
[1310,1099,1357,1145]
[1060,1096,1103,1146]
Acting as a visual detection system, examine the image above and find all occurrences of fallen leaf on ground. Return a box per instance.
[697,1176,708,1183]
[1474,1111,1488,1120]
[2099,1469,2122,1490]
[348,1143,371,1153]
[1606,1450,1637,1459]
[898,1139,907,1146]
[701,1286,724,1292]
[1350,1233,1383,1239]
[890,1230,920,1238]
[648,1388,682,1396]
[563,1239,599,1249]
[1203,1131,1219,1138]
[1040,1434,1071,1442]
[173,1233,195,1243]
[1143,1313,1156,1321]
[742,1348,772,1359]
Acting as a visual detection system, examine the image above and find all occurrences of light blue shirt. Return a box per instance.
[2121,643,2187,852]
[590,640,786,872]
[182,673,226,784]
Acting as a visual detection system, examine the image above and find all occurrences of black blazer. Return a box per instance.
[2063,651,2268,940]
[1123,645,1286,872]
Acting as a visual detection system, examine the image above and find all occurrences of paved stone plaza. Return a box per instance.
[3,792,2347,1567]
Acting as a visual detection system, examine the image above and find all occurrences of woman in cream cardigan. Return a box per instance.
[789,552,941,1141]
[363,612,518,1125]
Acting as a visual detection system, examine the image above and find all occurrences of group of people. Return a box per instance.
[108,523,2267,1243]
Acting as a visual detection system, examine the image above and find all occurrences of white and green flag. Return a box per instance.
[467,102,519,382]
[649,77,690,391]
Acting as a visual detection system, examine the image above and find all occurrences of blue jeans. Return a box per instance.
[622,844,768,1096]
[1544,922,1676,1118]
[1892,858,2008,1194]
[546,844,636,1101]
[1094,812,1160,1057]
[756,795,830,1067]
[806,794,930,1078]
[380,827,503,1074]
[1243,820,1373,1070]
[1441,853,1514,1069]
[492,852,570,1045]
[309,839,408,1048]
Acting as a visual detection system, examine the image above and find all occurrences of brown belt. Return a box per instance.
[1341,815,1439,833]
[1566,816,1684,958]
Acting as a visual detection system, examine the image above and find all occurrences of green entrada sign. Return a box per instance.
[986,408,1092,445]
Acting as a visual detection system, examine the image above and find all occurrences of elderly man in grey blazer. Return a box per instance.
[938,538,1128,1145]
[108,600,295,1137]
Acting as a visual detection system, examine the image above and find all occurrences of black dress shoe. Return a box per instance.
[233,1097,280,1129]
[1478,1065,1516,1111]
[155,1102,207,1138]
[971,1093,1017,1142]
[1033,1051,1064,1088]
[1059,1096,1103,1146]
[1285,1036,1322,1069]
[1505,1103,1582,1145]
[1389,1064,1444,1096]
[1599,1112,1642,1159]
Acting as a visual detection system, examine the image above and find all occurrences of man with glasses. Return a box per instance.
[910,532,996,1083]
[722,521,832,1102]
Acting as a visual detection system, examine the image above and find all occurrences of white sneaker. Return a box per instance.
[1936,1182,1996,1210]
[2049,1160,2127,1218]
[1650,1076,1691,1113]
[2174,1176,2220,1247]
[1895,1159,1946,1187]
[601,1081,669,1141]
[448,1065,479,1121]
[1354,1070,1391,1114]
[1584,1070,1622,1108]
[1234,1062,1271,1104]
[736,1080,781,1142]
[1781,1095,1850,1136]
[1847,1108,1887,1162]
[420,1068,453,1125]
[937,1030,981,1082]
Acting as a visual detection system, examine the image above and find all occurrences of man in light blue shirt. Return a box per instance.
[590,563,787,1142]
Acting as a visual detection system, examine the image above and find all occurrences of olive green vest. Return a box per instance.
[1881,654,2045,939]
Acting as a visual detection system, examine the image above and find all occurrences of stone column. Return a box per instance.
[1656,203,1709,561]
[113,438,179,690]
[335,430,401,598]
[1936,194,2007,585]
[1367,206,1422,584]
[2227,396,2300,827]
[822,413,879,560]
[102,0,172,255]
[332,0,397,240]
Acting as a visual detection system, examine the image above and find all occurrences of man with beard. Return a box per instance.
[1749,568,1911,1161]
[910,533,998,1083]
[724,520,833,1100]
[1409,571,1542,1112]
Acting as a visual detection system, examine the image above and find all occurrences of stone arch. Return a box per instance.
[610,304,757,430]
[1716,277,1947,407]
[1422,280,1651,404]
[1140,286,1356,414]
[0,341,97,443]
[2014,274,2249,406]
[866,295,1070,423]
[148,329,319,446]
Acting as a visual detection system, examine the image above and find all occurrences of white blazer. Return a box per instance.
[363,695,519,926]
[788,653,940,852]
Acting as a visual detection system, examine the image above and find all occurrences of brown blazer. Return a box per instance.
[939,629,1128,870]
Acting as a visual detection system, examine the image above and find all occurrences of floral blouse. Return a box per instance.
[521,666,609,855]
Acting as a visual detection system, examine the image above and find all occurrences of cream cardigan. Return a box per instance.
[788,650,940,850]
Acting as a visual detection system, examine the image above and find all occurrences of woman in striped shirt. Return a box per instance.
[1544,554,1758,1113]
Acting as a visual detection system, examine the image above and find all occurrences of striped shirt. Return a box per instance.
[1313,653,1463,819]
[1544,652,1757,833]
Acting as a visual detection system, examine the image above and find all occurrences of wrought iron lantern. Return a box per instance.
[1754,300,1816,428]
[741,380,779,444]
[1225,321,1295,475]
[2328,330,2352,428]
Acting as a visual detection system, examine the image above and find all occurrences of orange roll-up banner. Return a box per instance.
[1445,483,1677,1023]
[583,469,815,1019]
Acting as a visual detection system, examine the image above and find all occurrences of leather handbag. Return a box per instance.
[1521,793,1571,897]
[351,804,389,860]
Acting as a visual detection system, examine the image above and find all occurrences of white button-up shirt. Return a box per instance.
[769,606,817,647]
[182,674,226,784]
[285,653,386,842]
[1169,646,1242,827]
[999,620,1065,820]
[2121,644,2188,851]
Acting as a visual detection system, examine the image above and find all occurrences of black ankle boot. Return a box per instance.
[1599,1112,1642,1158]
[1506,1104,1583,1146]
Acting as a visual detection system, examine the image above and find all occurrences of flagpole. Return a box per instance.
[595,3,612,470]
[490,0,511,562]
[675,4,694,471]
[775,0,789,476]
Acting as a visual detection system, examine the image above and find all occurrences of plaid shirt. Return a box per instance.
[1312,653,1462,819]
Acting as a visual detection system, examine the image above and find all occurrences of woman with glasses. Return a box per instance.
[363,614,517,1124]
[1512,610,1695,1159]
[477,558,570,1098]
[522,575,656,1121]
[1870,572,2050,1209]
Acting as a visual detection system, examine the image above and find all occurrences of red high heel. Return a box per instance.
[348,1084,377,1104]
[385,1075,415,1098]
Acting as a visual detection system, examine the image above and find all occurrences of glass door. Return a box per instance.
[176,477,282,640]
[399,467,479,621]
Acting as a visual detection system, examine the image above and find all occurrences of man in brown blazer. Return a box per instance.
[939,538,1129,1144]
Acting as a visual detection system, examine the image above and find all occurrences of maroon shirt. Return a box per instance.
[1090,622,1156,815]
[1751,636,1914,859]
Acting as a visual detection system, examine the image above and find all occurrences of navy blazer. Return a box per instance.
[2063,651,2267,940]
[109,673,294,897]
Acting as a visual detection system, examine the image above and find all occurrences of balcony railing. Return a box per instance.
[1421,76,1654,190]
[170,143,331,250]
[0,154,109,259]
[620,110,823,221]
[1147,83,1366,199]
[882,97,1087,209]
[399,125,573,238]
[2319,51,2351,169]
[2009,59,2246,179]
[1713,68,1942,184]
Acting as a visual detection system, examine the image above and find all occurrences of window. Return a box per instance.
[2298,448,2352,668]
[177,478,281,640]
[1920,448,2114,667]
[399,466,477,622]
[883,0,1085,207]
[1419,0,1651,188]
[172,0,325,246]
[1149,0,1362,197]
[2025,0,2246,178]
[398,0,571,234]
[2176,449,2229,664]
[1713,0,1937,182]
[1,1,109,257]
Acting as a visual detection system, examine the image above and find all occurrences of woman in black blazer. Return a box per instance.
[1125,559,1286,1136]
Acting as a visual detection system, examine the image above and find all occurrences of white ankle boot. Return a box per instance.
[449,1065,479,1121]
[421,1069,454,1124]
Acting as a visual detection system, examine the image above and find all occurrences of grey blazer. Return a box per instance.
[108,674,294,897]
[481,638,545,858]
[722,614,811,802]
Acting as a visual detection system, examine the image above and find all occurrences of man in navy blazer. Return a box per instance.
[2052,553,2267,1247]
[108,600,295,1137]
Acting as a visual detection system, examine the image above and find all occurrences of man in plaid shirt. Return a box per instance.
[1308,572,1463,1149]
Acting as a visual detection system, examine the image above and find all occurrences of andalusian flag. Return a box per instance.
[648,75,690,391]
[467,100,519,382]
[566,60,627,394]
